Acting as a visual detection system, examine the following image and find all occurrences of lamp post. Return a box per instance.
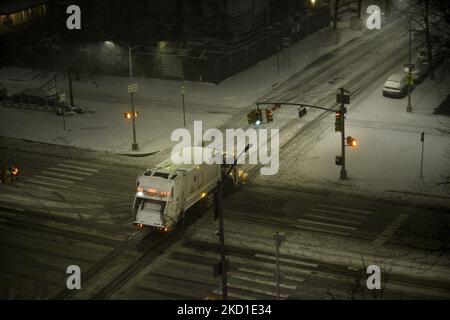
[108,40,146,151]
[407,20,413,113]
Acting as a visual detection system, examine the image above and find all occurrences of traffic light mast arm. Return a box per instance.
[256,102,336,113]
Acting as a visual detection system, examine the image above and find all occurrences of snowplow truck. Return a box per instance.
[132,147,238,232]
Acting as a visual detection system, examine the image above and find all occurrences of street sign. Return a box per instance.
[404,63,415,68]
[128,83,138,93]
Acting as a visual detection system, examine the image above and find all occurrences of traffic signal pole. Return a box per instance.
[257,87,352,181]
[129,43,139,151]
[339,88,348,179]
[214,144,251,300]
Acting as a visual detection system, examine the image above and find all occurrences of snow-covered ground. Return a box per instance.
[0,25,363,154]
[255,63,450,203]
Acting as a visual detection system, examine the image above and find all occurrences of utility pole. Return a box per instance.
[128,43,139,151]
[274,232,286,300]
[181,85,186,127]
[68,67,75,109]
[407,20,413,113]
[333,0,340,31]
[277,46,280,77]
[213,144,251,300]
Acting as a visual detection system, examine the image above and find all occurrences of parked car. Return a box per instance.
[382,74,408,98]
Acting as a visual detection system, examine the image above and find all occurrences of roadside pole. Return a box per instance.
[181,85,186,127]
[277,46,280,77]
[420,132,425,178]
[339,87,348,179]
[213,144,251,300]
[128,44,139,151]
[407,20,413,113]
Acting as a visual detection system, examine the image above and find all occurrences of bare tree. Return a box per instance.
[399,0,450,80]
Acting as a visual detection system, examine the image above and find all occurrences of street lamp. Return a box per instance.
[406,20,413,113]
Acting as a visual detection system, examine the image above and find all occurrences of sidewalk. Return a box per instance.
[0,25,363,155]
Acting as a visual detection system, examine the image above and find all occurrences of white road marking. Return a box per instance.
[230,273,297,290]
[238,267,304,283]
[0,205,26,212]
[254,253,318,268]
[304,213,362,225]
[58,163,98,172]
[293,224,351,236]
[25,178,72,189]
[297,218,357,230]
[50,167,92,175]
[63,159,103,168]
[317,204,373,214]
[34,175,75,184]
[373,213,410,246]
[41,171,84,180]
[309,208,368,219]
[212,289,257,300]
[227,283,289,299]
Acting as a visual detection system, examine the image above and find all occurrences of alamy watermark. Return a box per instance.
[171,121,279,175]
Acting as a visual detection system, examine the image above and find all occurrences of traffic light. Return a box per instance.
[124,112,138,119]
[335,111,343,132]
[346,136,358,147]
[247,109,262,125]
[265,109,273,122]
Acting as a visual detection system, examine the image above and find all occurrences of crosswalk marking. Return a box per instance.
[304,213,362,225]
[62,159,103,168]
[317,204,373,214]
[373,213,410,246]
[50,167,92,176]
[26,177,72,189]
[297,218,357,230]
[227,283,289,299]
[212,289,257,300]
[238,267,304,283]
[34,175,75,184]
[230,273,297,290]
[58,163,98,172]
[293,224,351,236]
[41,171,84,180]
[309,208,368,219]
[254,253,318,268]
